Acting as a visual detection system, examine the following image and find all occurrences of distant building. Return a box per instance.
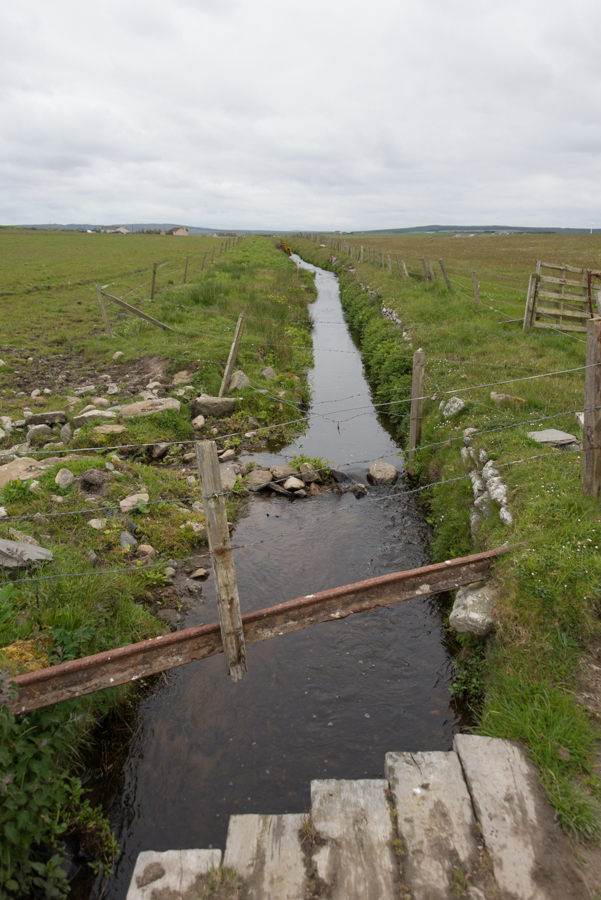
[213,231,237,238]
[102,226,131,234]
[165,226,189,236]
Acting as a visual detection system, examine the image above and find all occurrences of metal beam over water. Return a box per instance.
[9,547,512,715]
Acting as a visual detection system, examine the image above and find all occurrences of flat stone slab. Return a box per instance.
[190,394,235,418]
[527,428,578,446]
[25,410,66,426]
[386,750,487,900]
[120,398,181,419]
[224,814,306,900]
[0,539,53,568]
[0,457,38,490]
[247,468,273,490]
[126,848,222,900]
[454,734,589,900]
[73,409,117,428]
[311,779,398,900]
[93,423,128,435]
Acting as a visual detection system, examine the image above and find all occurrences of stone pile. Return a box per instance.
[459,429,513,534]
[247,462,324,498]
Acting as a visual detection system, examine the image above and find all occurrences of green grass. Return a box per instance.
[291,235,601,843]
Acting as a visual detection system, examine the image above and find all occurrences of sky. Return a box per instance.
[1,0,601,230]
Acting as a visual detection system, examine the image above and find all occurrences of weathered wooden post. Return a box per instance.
[150,262,158,300]
[196,441,247,682]
[95,283,114,338]
[522,261,541,330]
[388,255,393,273]
[201,251,207,271]
[211,247,215,264]
[420,258,429,281]
[218,312,246,397]
[427,259,436,281]
[183,255,189,284]
[408,349,426,473]
[583,317,601,497]
[402,259,409,278]
[439,258,452,291]
[471,271,481,307]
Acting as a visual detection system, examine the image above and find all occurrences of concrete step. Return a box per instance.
[455,734,590,900]
[126,848,222,900]
[310,778,398,900]
[223,813,306,900]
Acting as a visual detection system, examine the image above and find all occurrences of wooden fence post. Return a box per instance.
[211,247,215,264]
[583,317,601,497]
[408,349,426,472]
[471,271,480,307]
[420,258,429,281]
[201,251,207,271]
[150,262,158,300]
[218,312,246,397]
[183,255,189,284]
[522,261,541,330]
[196,441,247,682]
[402,259,409,278]
[427,259,436,281]
[388,255,393,273]
[95,283,114,338]
[438,258,452,291]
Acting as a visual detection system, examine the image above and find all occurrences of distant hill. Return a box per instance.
[353,225,600,235]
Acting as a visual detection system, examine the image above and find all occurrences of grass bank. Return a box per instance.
[290,235,601,849]
[0,234,315,898]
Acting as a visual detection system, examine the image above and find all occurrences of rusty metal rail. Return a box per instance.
[9,546,512,715]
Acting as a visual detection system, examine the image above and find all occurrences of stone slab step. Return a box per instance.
[223,813,306,900]
[310,778,398,900]
[386,749,490,900]
[454,734,590,900]
[126,848,221,900]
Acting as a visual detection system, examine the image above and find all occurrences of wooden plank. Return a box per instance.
[224,815,306,900]
[540,260,601,275]
[310,780,397,900]
[533,320,587,333]
[196,440,247,682]
[101,290,174,331]
[9,547,512,714]
[126,849,222,900]
[218,312,245,397]
[583,316,601,497]
[95,283,114,338]
[408,349,425,472]
[538,291,589,306]
[536,304,590,319]
[454,734,589,900]
[539,274,590,288]
[385,751,489,899]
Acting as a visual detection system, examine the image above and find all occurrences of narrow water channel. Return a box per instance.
[87,258,459,899]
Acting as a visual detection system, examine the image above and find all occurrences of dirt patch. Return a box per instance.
[574,642,601,897]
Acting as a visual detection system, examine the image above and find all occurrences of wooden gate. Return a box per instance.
[523,260,601,333]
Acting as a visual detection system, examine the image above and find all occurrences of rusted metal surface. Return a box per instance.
[9,547,512,714]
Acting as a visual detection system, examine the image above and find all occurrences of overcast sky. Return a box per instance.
[1,0,600,230]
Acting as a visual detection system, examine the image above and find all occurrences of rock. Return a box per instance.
[180,521,207,536]
[220,465,238,492]
[284,476,305,491]
[146,381,162,391]
[172,370,194,385]
[0,538,53,568]
[85,549,98,565]
[0,427,6,441]
[120,398,181,419]
[268,482,294,497]
[54,468,74,489]
[157,609,183,626]
[0,457,37,489]
[112,351,124,361]
[30,389,40,398]
[73,384,96,396]
[8,528,39,546]
[499,507,513,526]
[120,531,138,550]
[463,427,478,446]
[190,567,209,579]
[261,366,277,380]
[228,370,250,392]
[105,462,115,471]
[487,478,508,506]
[490,391,525,405]
[244,431,257,438]
[270,465,299,482]
[191,500,203,512]
[92,397,110,408]
[189,395,235,418]
[367,460,398,485]
[93,424,128,435]
[474,492,493,520]
[43,388,51,396]
[25,410,66,427]
[164,567,176,577]
[349,483,368,498]
[187,476,196,485]
[0,416,13,433]
[482,461,500,482]
[138,390,158,401]
[73,409,117,428]
[329,469,352,484]
[0,507,6,518]
[470,509,483,538]
[309,482,325,496]
[50,495,63,503]
[470,473,487,500]
[299,462,321,483]
[81,469,108,490]
[449,582,498,635]
[87,518,107,530]
[460,447,471,466]
[192,414,206,430]
[59,423,72,443]
[527,428,578,447]
[27,424,53,444]
[479,449,489,464]
[443,397,466,418]
[137,544,156,557]
[120,492,149,513]
[219,449,236,462]
[106,383,119,395]
[247,468,273,490]
[295,488,308,498]
[42,441,63,451]
[28,480,42,494]
[149,443,170,460]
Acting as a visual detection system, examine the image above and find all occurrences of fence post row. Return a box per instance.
[196,441,247,682]
[471,271,481,307]
[408,349,426,473]
[583,316,601,498]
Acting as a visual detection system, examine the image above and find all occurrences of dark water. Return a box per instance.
[84,258,459,899]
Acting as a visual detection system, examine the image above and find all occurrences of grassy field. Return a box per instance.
[0,230,316,898]
[291,234,601,871]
